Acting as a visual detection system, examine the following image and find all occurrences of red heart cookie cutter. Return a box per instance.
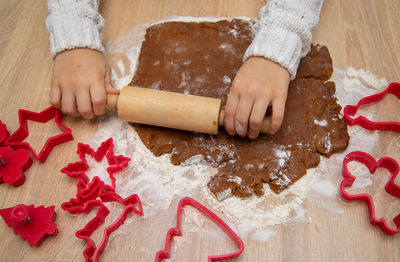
[155,197,244,261]
[343,82,400,132]
[4,106,73,162]
[340,151,400,235]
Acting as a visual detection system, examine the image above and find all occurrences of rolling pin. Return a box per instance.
[106,86,271,135]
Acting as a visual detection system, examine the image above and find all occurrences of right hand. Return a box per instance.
[50,48,119,119]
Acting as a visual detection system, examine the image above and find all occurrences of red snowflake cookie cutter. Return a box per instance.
[155,197,244,262]
[61,138,130,193]
[340,151,400,235]
[0,204,58,247]
[62,177,143,262]
[4,106,73,162]
[0,146,32,186]
[343,82,400,132]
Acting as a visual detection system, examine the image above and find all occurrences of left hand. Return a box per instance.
[224,57,290,139]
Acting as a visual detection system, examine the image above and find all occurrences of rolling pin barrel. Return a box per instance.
[106,86,271,135]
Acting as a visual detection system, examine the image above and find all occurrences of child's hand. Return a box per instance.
[224,57,290,139]
[50,48,119,119]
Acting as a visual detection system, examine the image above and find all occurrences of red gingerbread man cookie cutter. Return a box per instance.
[340,151,400,235]
[343,82,400,132]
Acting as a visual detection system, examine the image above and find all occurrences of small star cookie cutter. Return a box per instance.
[340,151,400,235]
[60,138,130,193]
[62,177,143,262]
[155,197,244,261]
[343,82,400,132]
[0,204,58,247]
[4,106,73,162]
[0,146,32,186]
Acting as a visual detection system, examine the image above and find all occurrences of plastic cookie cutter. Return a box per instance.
[340,151,400,235]
[0,146,32,186]
[4,106,73,162]
[0,120,9,146]
[155,197,244,262]
[343,82,400,132]
[62,177,143,262]
[0,204,58,247]
[60,138,130,193]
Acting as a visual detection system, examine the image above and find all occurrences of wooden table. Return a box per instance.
[0,0,399,261]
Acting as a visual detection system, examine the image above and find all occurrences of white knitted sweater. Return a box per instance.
[45,0,323,79]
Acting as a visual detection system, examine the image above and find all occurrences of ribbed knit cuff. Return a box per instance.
[46,14,105,58]
[244,25,303,80]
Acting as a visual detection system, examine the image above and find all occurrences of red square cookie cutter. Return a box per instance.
[340,151,400,235]
[343,82,400,131]
[155,197,244,261]
[5,106,73,162]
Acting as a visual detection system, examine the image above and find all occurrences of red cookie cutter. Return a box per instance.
[62,177,143,262]
[0,146,32,186]
[155,197,244,262]
[0,120,9,146]
[61,138,130,193]
[4,106,73,162]
[340,151,400,235]
[343,82,400,132]
[0,204,58,247]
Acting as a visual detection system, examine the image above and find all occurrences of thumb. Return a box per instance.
[105,64,120,94]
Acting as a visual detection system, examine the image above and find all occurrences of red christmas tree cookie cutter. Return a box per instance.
[61,138,130,193]
[343,82,400,132]
[0,204,58,247]
[155,197,244,262]
[0,146,32,186]
[340,151,400,235]
[62,177,143,262]
[4,106,73,162]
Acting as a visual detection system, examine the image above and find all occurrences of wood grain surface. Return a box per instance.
[0,0,399,261]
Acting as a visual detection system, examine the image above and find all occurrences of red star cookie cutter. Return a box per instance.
[343,82,400,132]
[4,106,73,163]
[0,146,32,186]
[62,177,143,262]
[61,138,130,193]
[155,197,244,262]
[0,120,9,146]
[340,151,400,235]
[0,204,58,247]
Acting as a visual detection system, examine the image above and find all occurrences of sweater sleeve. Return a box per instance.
[244,0,324,80]
[45,0,105,58]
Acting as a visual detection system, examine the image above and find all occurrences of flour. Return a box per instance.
[101,17,386,246]
[314,119,328,127]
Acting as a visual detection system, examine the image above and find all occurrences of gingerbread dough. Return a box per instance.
[130,19,349,200]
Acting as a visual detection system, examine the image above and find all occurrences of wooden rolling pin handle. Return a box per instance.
[218,109,271,134]
[106,93,119,111]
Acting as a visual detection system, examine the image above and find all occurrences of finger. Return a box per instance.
[90,81,107,116]
[76,87,94,119]
[224,92,239,135]
[49,83,62,108]
[234,97,254,137]
[61,88,79,116]
[269,98,286,134]
[248,99,269,139]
